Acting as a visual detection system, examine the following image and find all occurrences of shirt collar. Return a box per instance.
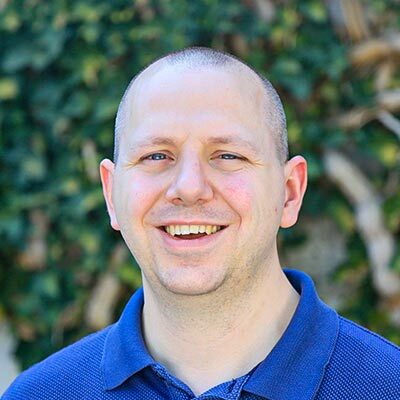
[102,269,339,397]
[102,287,153,390]
[243,269,339,400]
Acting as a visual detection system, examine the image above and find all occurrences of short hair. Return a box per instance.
[113,47,289,164]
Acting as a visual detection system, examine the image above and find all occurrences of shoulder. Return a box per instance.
[316,316,400,400]
[338,316,400,356]
[2,325,112,400]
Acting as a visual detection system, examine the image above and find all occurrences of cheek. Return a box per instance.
[220,173,282,223]
[115,174,161,221]
[220,176,254,215]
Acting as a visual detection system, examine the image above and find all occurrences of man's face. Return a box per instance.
[101,64,304,297]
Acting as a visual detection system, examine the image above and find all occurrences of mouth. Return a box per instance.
[157,224,227,240]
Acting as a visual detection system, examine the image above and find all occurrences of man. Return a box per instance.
[3,47,400,400]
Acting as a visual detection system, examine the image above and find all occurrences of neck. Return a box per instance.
[142,264,299,396]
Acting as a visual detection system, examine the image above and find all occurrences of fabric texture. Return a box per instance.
[2,269,400,400]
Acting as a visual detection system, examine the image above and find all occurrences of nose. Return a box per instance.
[165,154,214,206]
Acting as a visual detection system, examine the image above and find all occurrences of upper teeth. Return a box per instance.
[165,225,222,236]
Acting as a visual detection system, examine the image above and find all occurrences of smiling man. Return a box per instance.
[3,47,400,400]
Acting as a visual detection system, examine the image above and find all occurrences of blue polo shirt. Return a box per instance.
[3,269,400,399]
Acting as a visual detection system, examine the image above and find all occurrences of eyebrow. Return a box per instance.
[206,135,260,155]
[132,135,260,156]
[133,137,176,149]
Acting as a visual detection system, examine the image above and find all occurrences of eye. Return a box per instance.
[218,153,244,160]
[210,153,247,171]
[142,153,169,161]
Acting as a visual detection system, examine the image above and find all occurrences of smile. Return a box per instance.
[163,224,225,238]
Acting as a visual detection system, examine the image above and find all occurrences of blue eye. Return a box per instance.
[145,153,167,161]
[219,154,241,160]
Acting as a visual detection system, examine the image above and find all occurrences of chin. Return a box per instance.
[158,267,226,296]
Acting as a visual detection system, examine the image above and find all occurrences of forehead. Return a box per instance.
[122,63,270,151]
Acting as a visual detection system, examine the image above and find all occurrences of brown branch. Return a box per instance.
[341,0,370,42]
[334,90,400,133]
[377,89,400,113]
[376,110,400,141]
[324,150,400,312]
[350,38,393,66]
[334,107,376,130]
[85,243,128,330]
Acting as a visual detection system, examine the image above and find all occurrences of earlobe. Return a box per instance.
[99,159,121,231]
[280,156,308,228]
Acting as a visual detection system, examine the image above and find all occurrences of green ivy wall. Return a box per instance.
[0,0,399,369]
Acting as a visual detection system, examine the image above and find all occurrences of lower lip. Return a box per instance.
[157,228,227,250]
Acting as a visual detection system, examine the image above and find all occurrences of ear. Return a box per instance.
[99,159,120,231]
[280,155,308,228]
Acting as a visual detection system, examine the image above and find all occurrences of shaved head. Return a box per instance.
[114,47,288,164]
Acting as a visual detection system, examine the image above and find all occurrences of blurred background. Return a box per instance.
[0,0,399,393]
